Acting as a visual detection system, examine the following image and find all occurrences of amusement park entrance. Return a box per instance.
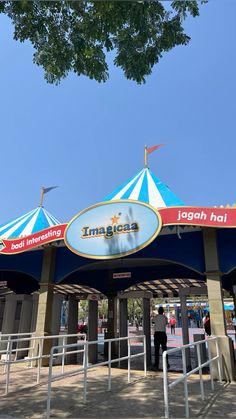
[0,162,236,380]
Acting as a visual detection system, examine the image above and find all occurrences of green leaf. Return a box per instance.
[0,0,206,84]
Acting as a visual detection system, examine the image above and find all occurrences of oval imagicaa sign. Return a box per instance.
[65,200,162,259]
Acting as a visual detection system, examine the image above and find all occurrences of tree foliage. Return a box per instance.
[128,298,142,324]
[0,1,206,84]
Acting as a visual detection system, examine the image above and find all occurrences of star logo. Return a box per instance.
[111,214,120,224]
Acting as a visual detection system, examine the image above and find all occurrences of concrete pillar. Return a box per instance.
[18,295,33,334]
[179,293,192,371]
[0,295,18,354]
[67,296,78,335]
[1,294,18,335]
[51,293,64,347]
[67,296,79,364]
[0,298,5,331]
[1,294,32,355]
[203,228,236,381]
[117,290,152,368]
[119,298,128,365]
[30,293,39,332]
[17,295,33,358]
[33,247,56,365]
[233,285,236,314]
[51,293,64,334]
[88,299,98,363]
[107,295,117,338]
[106,294,118,358]
[143,298,152,368]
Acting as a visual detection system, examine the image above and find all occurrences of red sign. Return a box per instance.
[1,206,236,256]
[88,294,100,300]
[159,207,236,228]
[113,272,132,279]
[0,224,67,254]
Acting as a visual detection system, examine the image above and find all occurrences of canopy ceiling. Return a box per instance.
[52,277,207,299]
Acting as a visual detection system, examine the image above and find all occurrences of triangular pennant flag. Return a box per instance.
[43,186,58,194]
[147,144,165,154]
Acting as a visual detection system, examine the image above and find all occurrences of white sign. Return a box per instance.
[65,199,162,259]
[113,272,131,279]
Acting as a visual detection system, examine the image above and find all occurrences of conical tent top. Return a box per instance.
[0,207,60,239]
[103,167,184,208]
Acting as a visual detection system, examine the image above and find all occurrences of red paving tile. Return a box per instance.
[130,327,236,349]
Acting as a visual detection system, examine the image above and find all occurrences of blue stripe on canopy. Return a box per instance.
[104,170,143,201]
[103,168,184,208]
[138,170,149,203]
[0,207,61,239]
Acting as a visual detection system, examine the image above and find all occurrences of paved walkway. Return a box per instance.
[135,327,236,350]
[0,362,236,418]
[1,329,235,418]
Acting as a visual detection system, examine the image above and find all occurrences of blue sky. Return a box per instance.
[0,0,235,224]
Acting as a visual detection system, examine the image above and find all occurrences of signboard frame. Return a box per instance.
[65,199,162,260]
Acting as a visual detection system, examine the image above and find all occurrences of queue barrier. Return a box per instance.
[0,333,86,394]
[46,335,147,418]
[0,332,36,368]
[163,337,223,418]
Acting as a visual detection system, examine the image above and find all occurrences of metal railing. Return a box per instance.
[0,333,86,394]
[0,332,35,368]
[0,332,34,339]
[46,335,147,418]
[163,337,223,418]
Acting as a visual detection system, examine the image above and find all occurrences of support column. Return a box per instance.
[119,298,128,365]
[67,296,78,364]
[107,294,117,338]
[88,299,98,363]
[51,293,64,348]
[203,228,236,381]
[143,297,152,368]
[1,294,17,335]
[18,295,33,334]
[51,293,63,335]
[0,298,5,331]
[179,292,191,371]
[33,247,56,365]
[233,285,236,314]
[30,293,39,333]
[0,295,18,353]
[118,290,152,368]
[17,295,33,358]
[233,286,236,343]
[106,294,118,358]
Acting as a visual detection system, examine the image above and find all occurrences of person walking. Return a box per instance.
[204,313,211,336]
[153,306,170,370]
[195,312,201,328]
[202,313,207,328]
[169,316,177,334]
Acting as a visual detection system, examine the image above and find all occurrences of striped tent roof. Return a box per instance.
[103,167,184,208]
[0,207,60,239]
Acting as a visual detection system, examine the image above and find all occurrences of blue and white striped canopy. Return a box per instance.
[0,207,60,239]
[103,168,184,208]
